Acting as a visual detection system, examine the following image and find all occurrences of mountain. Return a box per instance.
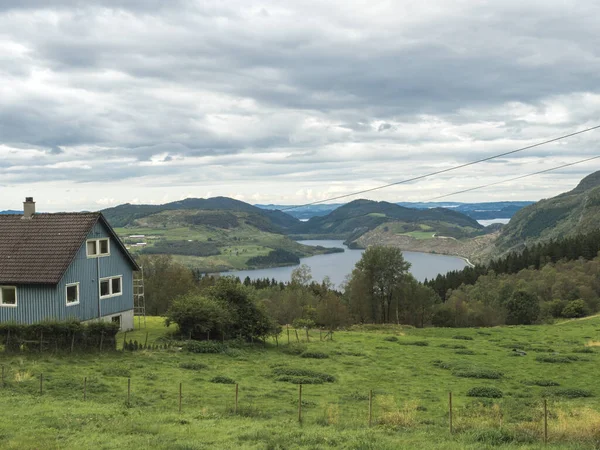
[291,199,484,241]
[494,171,600,254]
[102,197,298,230]
[256,201,533,221]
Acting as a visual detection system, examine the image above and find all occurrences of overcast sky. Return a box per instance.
[1,0,599,211]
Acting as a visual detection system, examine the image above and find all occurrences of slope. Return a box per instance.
[494,170,600,254]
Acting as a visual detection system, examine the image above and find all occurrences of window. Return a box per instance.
[87,238,110,257]
[0,286,17,307]
[66,283,79,305]
[100,276,123,298]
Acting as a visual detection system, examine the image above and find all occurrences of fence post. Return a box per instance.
[235,383,239,414]
[368,389,373,427]
[179,382,182,414]
[122,332,127,351]
[144,332,149,349]
[40,373,43,395]
[544,398,548,445]
[127,378,131,407]
[449,392,453,434]
[83,377,87,401]
[295,330,299,343]
[99,331,104,351]
[298,384,303,424]
[71,332,76,353]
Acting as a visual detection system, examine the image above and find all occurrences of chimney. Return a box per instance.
[23,197,36,219]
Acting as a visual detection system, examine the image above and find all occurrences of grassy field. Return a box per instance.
[1,317,600,449]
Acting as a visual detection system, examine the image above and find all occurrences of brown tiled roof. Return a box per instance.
[0,213,138,285]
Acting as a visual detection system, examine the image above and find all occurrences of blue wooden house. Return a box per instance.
[0,198,139,330]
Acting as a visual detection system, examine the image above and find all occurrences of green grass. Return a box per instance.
[1,316,600,448]
[400,231,436,240]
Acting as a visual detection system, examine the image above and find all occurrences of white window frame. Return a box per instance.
[66,282,80,306]
[99,275,123,299]
[86,238,110,258]
[0,286,17,307]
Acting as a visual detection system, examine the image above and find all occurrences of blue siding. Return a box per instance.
[0,220,134,324]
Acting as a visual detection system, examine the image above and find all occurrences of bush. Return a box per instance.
[272,367,335,384]
[554,388,593,398]
[0,319,119,353]
[211,376,236,384]
[185,341,228,354]
[524,380,560,387]
[179,362,208,370]
[383,336,399,342]
[452,335,473,341]
[572,347,595,353]
[439,343,466,349]
[454,369,503,379]
[561,300,589,318]
[505,291,540,325]
[300,352,329,359]
[398,340,429,346]
[535,355,580,363]
[292,318,316,329]
[467,387,503,398]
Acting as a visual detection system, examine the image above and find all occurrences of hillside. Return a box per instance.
[494,170,600,255]
[108,203,339,272]
[291,199,484,241]
[103,197,298,230]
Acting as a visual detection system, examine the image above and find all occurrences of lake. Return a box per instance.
[224,240,468,288]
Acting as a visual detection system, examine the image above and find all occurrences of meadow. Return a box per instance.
[1,316,600,449]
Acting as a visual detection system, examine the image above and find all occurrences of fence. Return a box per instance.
[0,364,557,445]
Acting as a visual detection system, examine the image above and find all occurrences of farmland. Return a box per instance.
[1,316,600,449]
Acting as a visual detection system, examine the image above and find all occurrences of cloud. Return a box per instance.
[0,0,600,211]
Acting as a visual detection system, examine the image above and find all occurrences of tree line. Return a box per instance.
[426,228,600,300]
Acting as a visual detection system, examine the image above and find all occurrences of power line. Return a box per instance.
[428,155,600,201]
[283,124,600,211]
[287,155,600,230]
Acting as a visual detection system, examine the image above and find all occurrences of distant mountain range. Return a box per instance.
[256,201,533,220]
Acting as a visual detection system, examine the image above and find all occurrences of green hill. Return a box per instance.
[494,170,600,255]
[103,199,340,272]
[291,199,484,241]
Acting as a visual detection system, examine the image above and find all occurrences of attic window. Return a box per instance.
[87,238,110,257]
[0,286,17,307]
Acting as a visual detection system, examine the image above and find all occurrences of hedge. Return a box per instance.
[0,320,120,352]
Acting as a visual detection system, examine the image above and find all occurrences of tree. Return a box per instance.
[346,246,411,323]
[505,290,540,325]
[137,255,197,315]
[291,264,312,286]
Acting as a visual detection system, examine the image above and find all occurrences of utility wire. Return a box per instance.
[282,124,600,211]
[429,155,600,201]
[287,154,600,229]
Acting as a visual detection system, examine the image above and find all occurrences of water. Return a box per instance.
[224,240,468,288]
[477,218,510,226]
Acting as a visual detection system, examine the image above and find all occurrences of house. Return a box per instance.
[0,198,139,330]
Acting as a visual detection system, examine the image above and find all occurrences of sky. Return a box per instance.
[1,0,600,212]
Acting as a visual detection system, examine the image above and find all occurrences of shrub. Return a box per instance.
[561,300,589,318]
[383,336,399,342]
[439,343,466,349]
[505,291,540,325]
[555,388,593,398]
[432,360,453,370]
[467,387,503,398]
[185,341,228,354]
[398,340,429,346]
[454,369,503,379]
[535,355,580,363]
[452,335,473,341]
[272,367,334,384]
[572,347,595,354]
[455,350,476,355]
[292,318,316,329]
[179,362,208,371]
[211,375,236,384]
[524,380,560,387]
[301,352,329,359]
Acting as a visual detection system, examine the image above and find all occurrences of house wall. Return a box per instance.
[0,220,135,330]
